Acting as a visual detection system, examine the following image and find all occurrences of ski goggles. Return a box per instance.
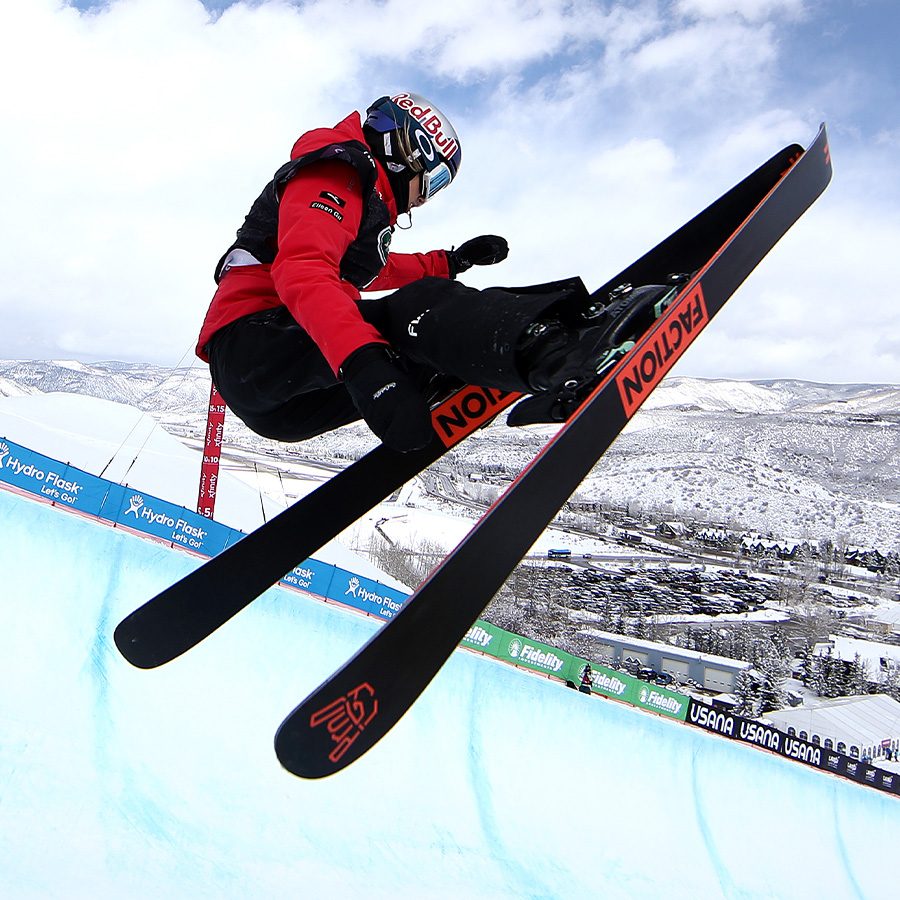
[420,160,452,201]
[402,116,455,201]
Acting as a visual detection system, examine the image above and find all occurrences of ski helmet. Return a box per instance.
[363,92,462,210]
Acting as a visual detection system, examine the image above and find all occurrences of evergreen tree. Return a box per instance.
[846,654,871,696]
[757,654,788,712]
[806,653,870,699]
[632,601,648,639]
[824,656,846,697]
[807,654,829,696]
[882,662,900,703]
[734,669,762,717]
[597,602,613,633]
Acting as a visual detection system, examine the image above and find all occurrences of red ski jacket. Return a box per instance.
[196,112,450,373]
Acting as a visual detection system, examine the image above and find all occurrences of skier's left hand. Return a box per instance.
[447,235,509,277]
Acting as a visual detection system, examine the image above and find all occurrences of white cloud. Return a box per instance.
[675,0,808,23]
[0,0,896,386]
[631,18,777,84]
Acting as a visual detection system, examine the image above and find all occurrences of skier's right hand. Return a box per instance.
[446,234,509,277]
[340,345,434,453]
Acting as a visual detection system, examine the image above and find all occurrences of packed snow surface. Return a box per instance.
[0,391,404,587]
[2,489,899,897]
[1,387,899,897]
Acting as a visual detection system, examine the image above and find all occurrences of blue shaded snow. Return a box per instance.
[1,487,897,898]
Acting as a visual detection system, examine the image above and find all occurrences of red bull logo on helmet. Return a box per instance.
[391,92,461,171]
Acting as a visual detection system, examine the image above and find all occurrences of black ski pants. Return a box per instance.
[207,275,585,443]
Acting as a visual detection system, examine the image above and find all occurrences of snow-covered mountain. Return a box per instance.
[643,377,900,416]
[1,359,898,551]
[0,359,211,420]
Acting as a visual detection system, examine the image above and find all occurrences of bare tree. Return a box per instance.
[794,594,838,649]
[364,535,446,588]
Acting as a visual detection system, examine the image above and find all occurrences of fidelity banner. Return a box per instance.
[632,682,689,721]
[574,662,690,720]
[461,620,506,655]
[580,663,634,703]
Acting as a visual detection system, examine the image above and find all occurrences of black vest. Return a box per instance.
[215,140,392,289]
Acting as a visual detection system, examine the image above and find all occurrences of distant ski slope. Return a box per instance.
[1,365,898,551]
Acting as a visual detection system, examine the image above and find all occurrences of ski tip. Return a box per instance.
[275,681,384,779]
[113,616,171,669]
[274,715,342,780]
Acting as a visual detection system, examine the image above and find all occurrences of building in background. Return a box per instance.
[581,629,750,692]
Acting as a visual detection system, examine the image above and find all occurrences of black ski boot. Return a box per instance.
[509,274,691,426]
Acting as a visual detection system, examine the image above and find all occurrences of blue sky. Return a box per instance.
[1,0,898,383]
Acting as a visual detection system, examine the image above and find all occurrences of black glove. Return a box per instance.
[446,234,509,278]
[341,345,434,452]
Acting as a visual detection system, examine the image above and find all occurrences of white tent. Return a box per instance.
[766,694,900,760]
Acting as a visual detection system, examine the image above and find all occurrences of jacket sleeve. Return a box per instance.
[271,160,388,374]
[365,248,451,290]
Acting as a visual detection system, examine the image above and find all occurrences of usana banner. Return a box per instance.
[686,698,900,798]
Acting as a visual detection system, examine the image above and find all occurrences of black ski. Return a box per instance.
[115,134,810,670]
[274,124,832,779]
[114,385,518,668]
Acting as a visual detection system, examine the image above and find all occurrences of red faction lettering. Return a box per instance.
[616,283,709,418]
[431,387,520,448]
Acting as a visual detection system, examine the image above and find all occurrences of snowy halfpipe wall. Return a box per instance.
[1,487,898,899]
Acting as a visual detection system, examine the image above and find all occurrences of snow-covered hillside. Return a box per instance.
[644,377,900,416]
[1,359,898,551]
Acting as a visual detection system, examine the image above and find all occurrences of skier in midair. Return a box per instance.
[197,92,637,452]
